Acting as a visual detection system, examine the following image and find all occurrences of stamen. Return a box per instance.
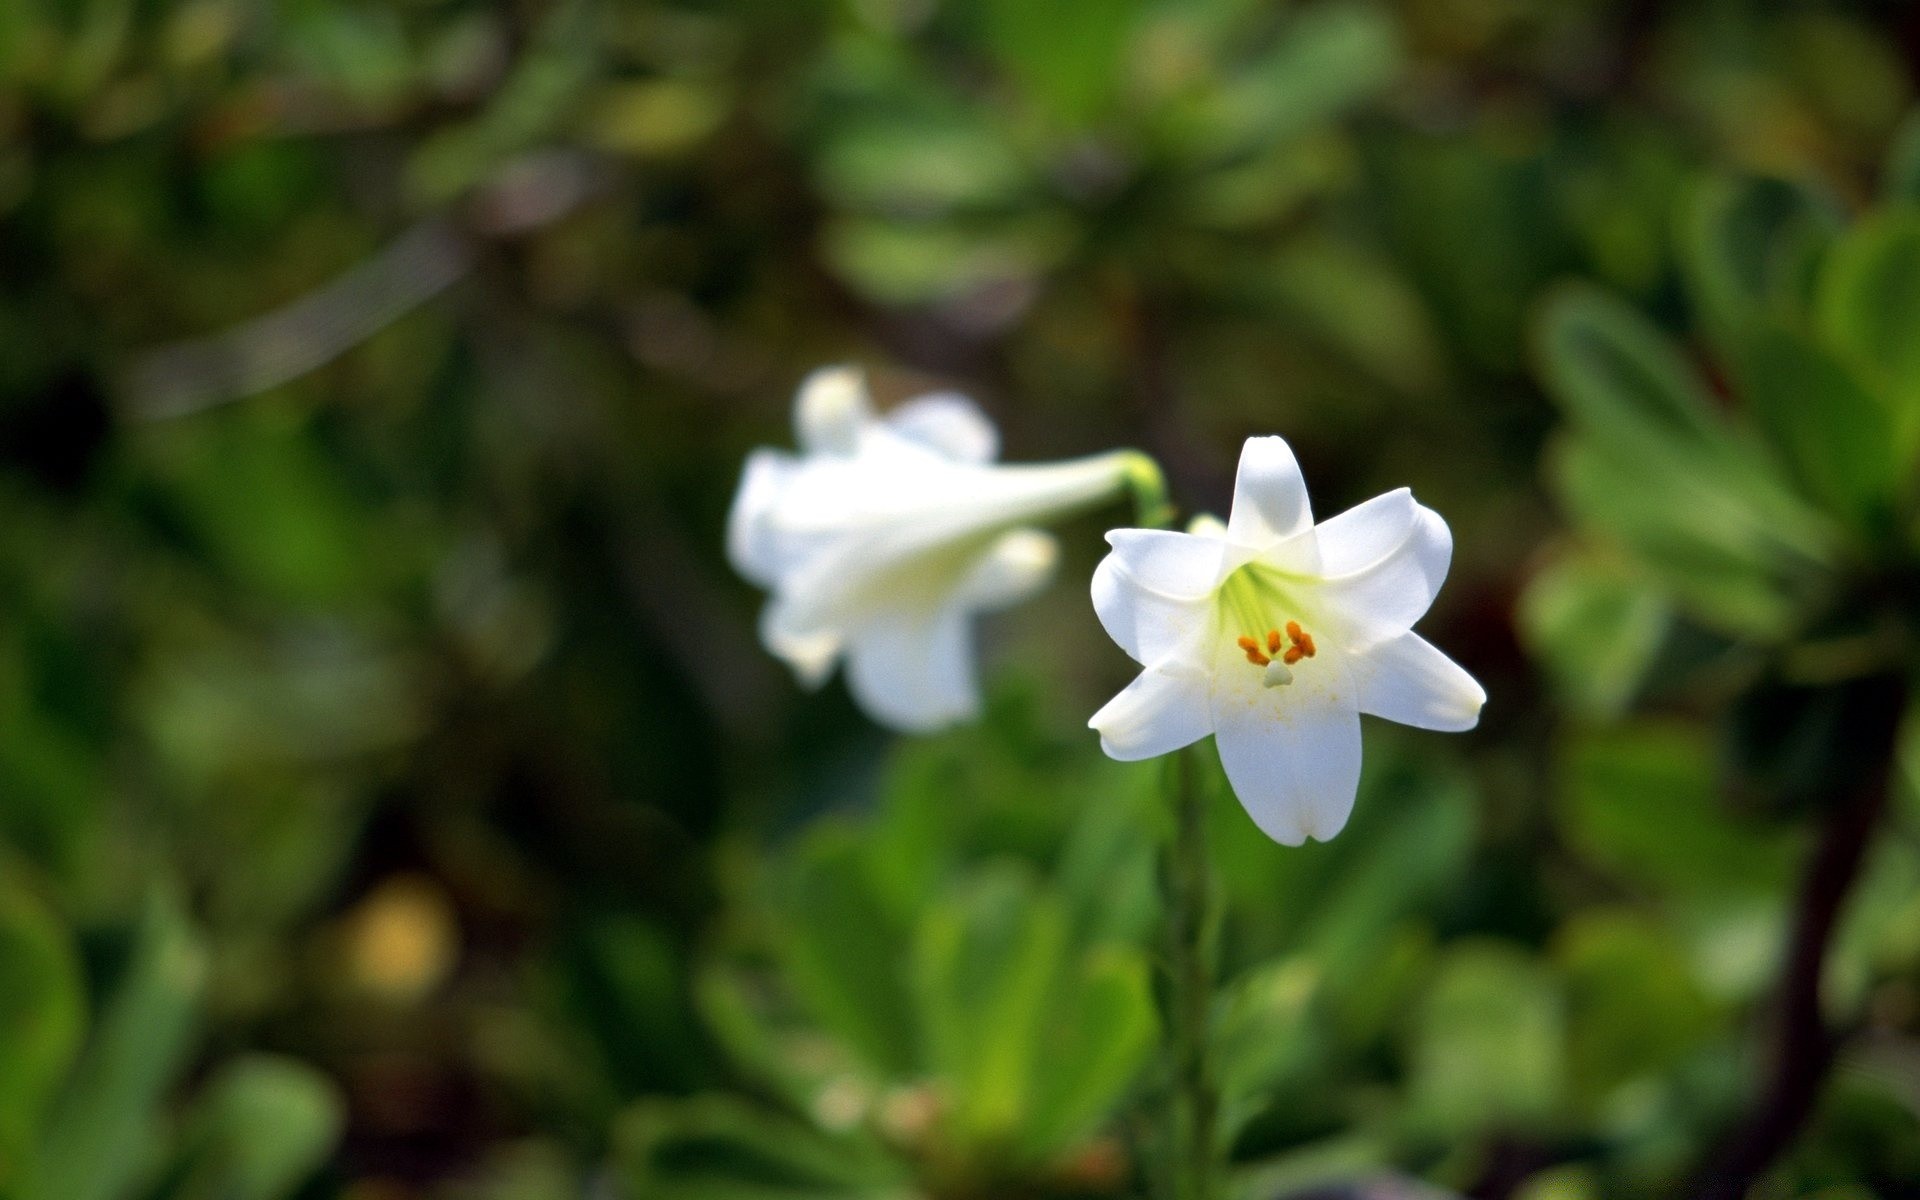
[1236,636,1260,653]
[1299,632,1316,657]
[1266,628,1282,654]
[1285,620,1303,642]
[1283,646,1304,665]
[1244,647,1270,666]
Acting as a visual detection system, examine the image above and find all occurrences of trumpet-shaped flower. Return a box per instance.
[1089,437,1484,845]
[729,367,1138,732]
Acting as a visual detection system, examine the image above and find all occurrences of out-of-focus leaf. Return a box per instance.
[28,892,207,1200]
[1538,283,1720,443]
[1018,947,1153,1158]
[911,866,1065,1149]
[816,115,1029,214]
[166,1056,344,1200]
[1816,211,1920,456]
[821,213,1071,305]
[1213,958,1322,1143]
[1557,724,1796,899]
[1737,326,1898,530]
[1883,106,1920,204]
[615,1094,906,1199]
[581,80,726,159]
[1404,942,1563,1138]
[1536,286,1834,636]
[1554,912,1714,1109]
[0,878,84,1187]
[774,829,917,1078]
[1265,233,1445,395]
[1175,4,1398,161]
[1678,174,1838,342]
[1519,547,1670,721]
[980,0,1139,126]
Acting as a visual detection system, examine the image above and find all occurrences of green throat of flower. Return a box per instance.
[1216,563,1319,689]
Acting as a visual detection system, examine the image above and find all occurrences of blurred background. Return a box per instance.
[3,1,1920,1198]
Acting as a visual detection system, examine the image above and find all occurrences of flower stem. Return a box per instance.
[1123,451,1176,530]
[1162,746,1220,1200]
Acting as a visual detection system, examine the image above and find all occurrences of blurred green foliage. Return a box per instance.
[2,1,1920,1198]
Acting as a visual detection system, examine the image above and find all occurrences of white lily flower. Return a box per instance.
[1089,436,1485,845]
[729,367,1138,732]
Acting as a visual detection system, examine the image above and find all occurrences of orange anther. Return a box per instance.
[1283,646,1305,665]
[1300,632,1316,657]
[1266,629,1282,654]
[1244,648,1270,666]
[1236,636,1259,653]
[1285,620,1303,641]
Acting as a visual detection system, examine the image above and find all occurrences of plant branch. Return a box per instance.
[1687,672,1908,1200]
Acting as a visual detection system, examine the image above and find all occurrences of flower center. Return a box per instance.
[1235,621,1316,687]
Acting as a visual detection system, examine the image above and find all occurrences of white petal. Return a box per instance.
[1351,630,1484,732]
[1312,488,1415,576]
[1225,436,1313,547]
[1090,551,1212,666]
[844,610,978,732]
[956,529,1057,612]
[1102,529,1225,596]
[1089,661,1212,761]
[726,449,798,586]
[1212,693,1363,846]
[885,392,999,462]
[1316,505,1452,640]
[794,366,873,455]
[759,598,842,689]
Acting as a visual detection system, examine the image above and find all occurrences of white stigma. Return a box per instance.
[1262,659,1294,688]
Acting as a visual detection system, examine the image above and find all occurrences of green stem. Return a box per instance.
[1122,451,1176,530]
[1162,746,1219,1200]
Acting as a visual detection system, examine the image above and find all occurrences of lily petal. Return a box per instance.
[1225,436,1313,547]
[1313,488,1415,575]
[886,392,999,462]
[957,530,1058,612]
[1316,505,1452,640]
[1103,529,1225,595]
[1089,661,1212,761]
[845,609,978,732]
[1091,551,1213,666]
[1212,694,1363,846]
[726,449,799,587]
[1352,630,1485,731]
[795,366,872,456]
[759,597,842,689]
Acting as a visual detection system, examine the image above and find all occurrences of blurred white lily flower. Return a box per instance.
[1089,436,1484,845]
[729,367,1138,732]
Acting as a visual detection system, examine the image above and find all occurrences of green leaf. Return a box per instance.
[910,867,1065,1149]
[167,1057,345,1200]
[28,892,208,1200]
[1677,174,1838,344]
[0,878,84,1188]
[1018,948,1154,1158]
[1882,106,1920,205]
[1537,284,1721,445]
[1404,942,1564,1138]
[1518,547,1670,721]
[1557,724,1796,900]
[979,0,1140,125]
[1553,912,1714,1109]
[1737,326,1899,530]
[1176,4,1398,161]
[615,1094,906,1199]
[774,829,918,1078]
[1816,211,1920,457]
